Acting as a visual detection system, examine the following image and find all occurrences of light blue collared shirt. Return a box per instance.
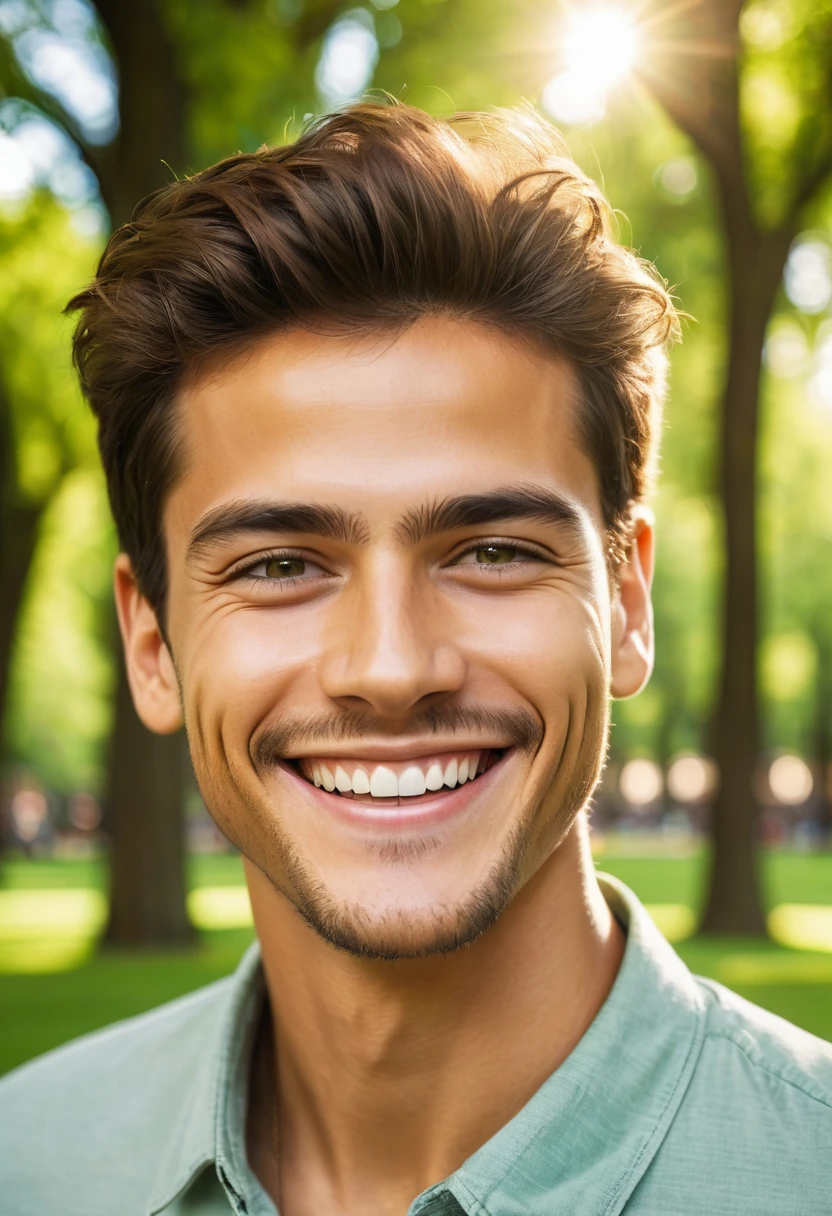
[2,874,831,1214]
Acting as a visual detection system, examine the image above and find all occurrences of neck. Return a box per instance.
[244,819,623,1216]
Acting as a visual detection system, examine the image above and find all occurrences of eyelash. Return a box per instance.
[229,550,320,589]
[449,540,550,568]
[229,540,551,587]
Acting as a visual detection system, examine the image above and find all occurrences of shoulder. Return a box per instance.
[0,973,232,1107]
[695,974,832,1110]
[627,978,832,1214]
[0,976,234,1216]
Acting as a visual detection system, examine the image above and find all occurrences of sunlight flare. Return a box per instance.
[543,5,640,127]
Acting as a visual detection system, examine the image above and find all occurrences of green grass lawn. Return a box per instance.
[1,847,831,1077]
[602,849,832,1045]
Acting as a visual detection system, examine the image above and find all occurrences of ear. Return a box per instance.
[113,554,183,734]
[610,511,655,700]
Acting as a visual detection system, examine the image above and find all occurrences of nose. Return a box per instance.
[318,554,466,718]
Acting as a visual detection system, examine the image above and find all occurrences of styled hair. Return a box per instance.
[67,100,678,619]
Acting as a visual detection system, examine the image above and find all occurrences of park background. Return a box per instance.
[1,0,832,1076]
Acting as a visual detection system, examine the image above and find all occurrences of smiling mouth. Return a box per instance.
[287,748,506,804]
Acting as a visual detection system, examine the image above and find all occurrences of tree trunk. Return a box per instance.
[0,380,40,735]
[0,502,39,740]
[641,0,832,934]
[93,0,188,226]
[0,372,43,848]
[700,230,786,934]
[103,657,193,946]
[637,2,769,934]
[93,0,192,946]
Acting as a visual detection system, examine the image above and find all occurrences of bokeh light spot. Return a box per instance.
[658,157,698,199]
[619,757,663,807]
[187,886,253,930]
[764,319,810,378]
[667,753,717,804]
[315,10,379,107]
[768,754,813,806]
[784,239,832,314]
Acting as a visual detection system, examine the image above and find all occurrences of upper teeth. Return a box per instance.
[298,751,486,797]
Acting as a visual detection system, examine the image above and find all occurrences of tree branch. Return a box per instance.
[295,0,350,50]
[0,34,112,191]
[90,0,187,224]
[788,143,832,226]
[783,18,832,230]
[638,0,753,238]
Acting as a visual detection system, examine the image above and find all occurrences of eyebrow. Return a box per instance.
[187,501,370,560]
[396,485,587,545]
[187,484,587,561]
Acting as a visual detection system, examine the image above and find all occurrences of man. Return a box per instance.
[1,101,830,1215]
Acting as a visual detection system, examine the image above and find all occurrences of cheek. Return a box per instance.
[177,605,321,762]
[464,586,609,707]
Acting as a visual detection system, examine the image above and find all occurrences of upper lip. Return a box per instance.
[283,740,512,763]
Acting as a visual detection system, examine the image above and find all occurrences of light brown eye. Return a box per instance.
[476,545,517,565]
[264,557,306,579]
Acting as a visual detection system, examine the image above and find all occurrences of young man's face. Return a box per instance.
[118,317,653,958]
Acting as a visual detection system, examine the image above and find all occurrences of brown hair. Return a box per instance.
[68,100,678,619]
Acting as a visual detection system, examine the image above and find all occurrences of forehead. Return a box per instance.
[167,317,603,539]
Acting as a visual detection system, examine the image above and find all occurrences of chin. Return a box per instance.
[275,825,530,960]
[293,899,505,961]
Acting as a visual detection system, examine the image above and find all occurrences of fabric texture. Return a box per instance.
[1,873,830,1215]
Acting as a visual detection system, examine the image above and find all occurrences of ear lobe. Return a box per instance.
[113,554,183,734]
[610,514,655,700]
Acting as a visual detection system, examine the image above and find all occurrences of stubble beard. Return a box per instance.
[196,697,610,961]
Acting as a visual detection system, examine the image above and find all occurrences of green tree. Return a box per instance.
[0,0,193,942]
[0,199,99,830]
[637,0,832,932]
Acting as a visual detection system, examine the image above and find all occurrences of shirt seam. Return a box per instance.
[145,950,263,1215]
[702,1029,832,1112]
[449,1175,490,1215]
[599,991,706,1216]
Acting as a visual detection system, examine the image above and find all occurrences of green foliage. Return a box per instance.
[758,322,832,752]
[165,0,314,163]
[0,196,110,791]
[0,197,99,505]
[741,0,832,228]
[6,469,116,792]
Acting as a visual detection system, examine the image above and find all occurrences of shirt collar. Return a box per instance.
[146,942,265,1215]
[146,875,707,1216]
[435,873,707,1216]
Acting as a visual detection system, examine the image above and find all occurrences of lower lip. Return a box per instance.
[277,750,512,831]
